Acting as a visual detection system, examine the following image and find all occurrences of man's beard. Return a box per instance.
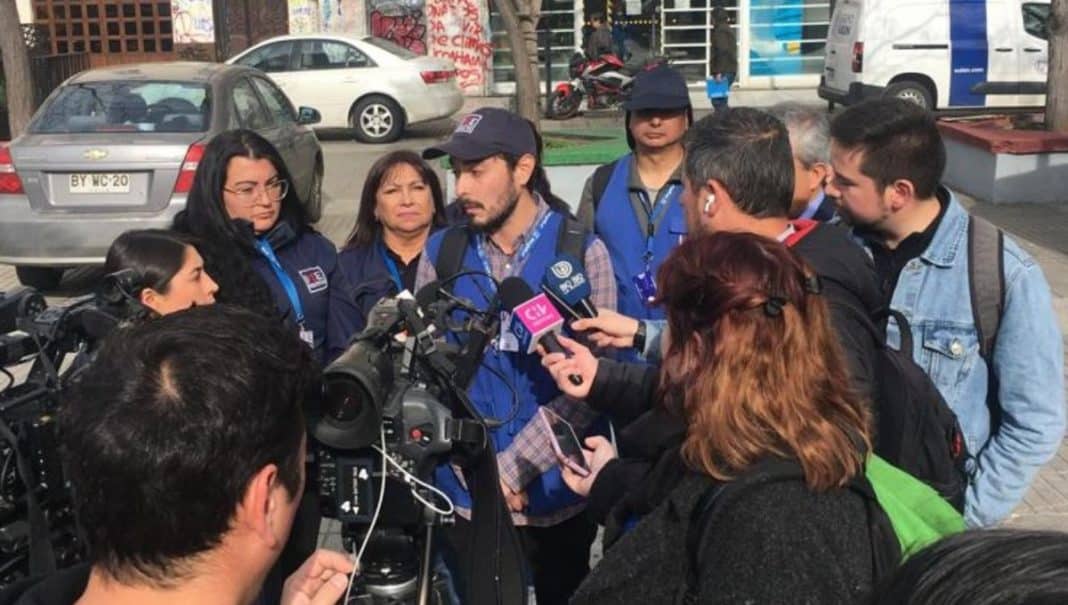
[464,183,521,235]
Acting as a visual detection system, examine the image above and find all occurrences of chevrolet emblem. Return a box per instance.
[83,148,108,160]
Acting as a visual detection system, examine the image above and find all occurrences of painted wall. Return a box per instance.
[426,0,493,95]
[290,0,322,33]
[172,0,216,44]
[369,0,427,54]
[321,0,369,36]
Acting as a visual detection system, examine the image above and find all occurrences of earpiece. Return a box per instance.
[703,194,716,213]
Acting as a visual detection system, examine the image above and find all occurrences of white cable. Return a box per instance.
[344,423,389,604]
[371,444,456,516]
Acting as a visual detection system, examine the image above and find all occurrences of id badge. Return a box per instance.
[632,271,658,306]
[299,327,315,347]
[498,312,519,352]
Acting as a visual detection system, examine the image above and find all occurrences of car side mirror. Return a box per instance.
[297,106,322,126]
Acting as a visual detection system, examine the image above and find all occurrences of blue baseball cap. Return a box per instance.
[622,65,691,111]
[423,107,537,161]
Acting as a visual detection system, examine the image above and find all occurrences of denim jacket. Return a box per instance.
[877,191,1065,527]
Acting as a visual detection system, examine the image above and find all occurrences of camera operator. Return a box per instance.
[415,107,618,605]
[0,306,353,605]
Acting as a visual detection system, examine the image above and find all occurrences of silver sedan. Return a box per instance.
[0,62,324,290]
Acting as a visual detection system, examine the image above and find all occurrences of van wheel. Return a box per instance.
[884,81,934,110]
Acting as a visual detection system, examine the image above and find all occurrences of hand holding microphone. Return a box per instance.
[499,277,583,387]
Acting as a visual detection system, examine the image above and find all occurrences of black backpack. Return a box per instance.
[832,214,1005,511]
[682,459,901,604]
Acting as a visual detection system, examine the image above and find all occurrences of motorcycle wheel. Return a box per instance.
[549,90,582,120]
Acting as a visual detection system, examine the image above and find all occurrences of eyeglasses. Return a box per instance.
[223,179,289,205]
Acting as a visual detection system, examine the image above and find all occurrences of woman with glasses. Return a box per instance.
[339,150,447,333]
[173,129,358,365]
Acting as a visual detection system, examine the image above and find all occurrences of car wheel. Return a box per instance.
[350,96,404,144]
[16,266,64,291]
[884,80,934,110]
[306,163,323,223]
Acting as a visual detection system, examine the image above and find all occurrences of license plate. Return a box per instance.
[69,173,131,194]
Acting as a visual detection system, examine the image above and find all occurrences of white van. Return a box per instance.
[819,0,1050,110]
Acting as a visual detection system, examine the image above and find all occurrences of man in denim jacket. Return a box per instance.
[826,99,1066,527]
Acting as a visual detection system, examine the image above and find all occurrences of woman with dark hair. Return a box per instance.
[172,128,358,364]
[541,232,876,603]
[103,229,218,316]
[339,151,445,331]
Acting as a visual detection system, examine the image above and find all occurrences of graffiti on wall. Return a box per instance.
[172,0,214,43]
[289,0,321,34]
[427,0,492,94]
[321,0,367,35]
[369,0,427,54]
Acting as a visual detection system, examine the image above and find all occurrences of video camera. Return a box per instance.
[0,270,149,587]
[309,280,527,605]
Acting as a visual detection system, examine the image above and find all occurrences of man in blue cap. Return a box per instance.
[575,65,692,359]
[416,107,618,605]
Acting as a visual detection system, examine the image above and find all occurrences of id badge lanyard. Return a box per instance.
[474,210,553,280]
[640,185,678,270]
[254,237,312,345]
[376,240,405,292]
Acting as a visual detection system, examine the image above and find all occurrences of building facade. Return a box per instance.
[16,0,834,94]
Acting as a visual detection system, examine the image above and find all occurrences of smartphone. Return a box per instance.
[538,407,591,477]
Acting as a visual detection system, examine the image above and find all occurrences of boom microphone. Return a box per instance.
[498,277,582,386]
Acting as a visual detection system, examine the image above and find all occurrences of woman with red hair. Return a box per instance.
[542,231,877,603]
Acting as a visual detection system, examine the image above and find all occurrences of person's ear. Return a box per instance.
[812,162,831,187]
[240,464,288,550]
[140,288,163,314]
[513,154,537,189]
[887,178,917,210]
[704,179,731,216]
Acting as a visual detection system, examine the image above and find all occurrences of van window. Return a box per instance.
[1022,3,1050,39]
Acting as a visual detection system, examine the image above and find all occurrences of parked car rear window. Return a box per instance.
[364,36,417,59]
[31,81,211,134]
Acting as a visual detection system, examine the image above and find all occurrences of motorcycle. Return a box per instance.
[548,52,669,119]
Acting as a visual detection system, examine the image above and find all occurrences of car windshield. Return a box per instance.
[363,36,417,59]
[30,80,211,134]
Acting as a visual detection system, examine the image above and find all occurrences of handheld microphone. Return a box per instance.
[499,277,583,387]
[541,254,597,321]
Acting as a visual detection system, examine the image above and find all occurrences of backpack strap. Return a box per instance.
[590,160,618,212]
[557,214,589,265]
[967,215,1005,363]
[434,225,471,294]
[682,460,804,602]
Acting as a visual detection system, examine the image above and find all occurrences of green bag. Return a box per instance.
[865,454,967,558]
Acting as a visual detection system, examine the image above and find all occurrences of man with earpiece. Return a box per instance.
[560,108,883,538]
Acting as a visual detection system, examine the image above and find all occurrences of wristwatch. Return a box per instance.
[632,321,647,353]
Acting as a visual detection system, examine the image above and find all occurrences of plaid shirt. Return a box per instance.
[415,195,617,526]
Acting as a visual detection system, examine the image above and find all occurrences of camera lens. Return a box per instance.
[322,376,370,423]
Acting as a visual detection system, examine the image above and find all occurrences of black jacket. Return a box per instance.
[584,223,882,532]
[709,27,738,75]
[0,564,89,605]
[572,471,873,604]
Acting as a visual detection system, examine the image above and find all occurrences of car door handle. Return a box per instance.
[994,47,1013,52]
[1024,48,1043,53]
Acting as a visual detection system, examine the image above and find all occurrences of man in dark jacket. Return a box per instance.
[709,8,738,110]
[570,108,882,530]
[584,13,614,60]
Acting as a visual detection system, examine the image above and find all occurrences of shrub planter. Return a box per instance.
[938,117,1068,204]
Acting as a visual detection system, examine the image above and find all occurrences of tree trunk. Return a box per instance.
[519,0,543,118]
[1046,0,1068,131]
[494,0,541,127]
[0,0,35,138]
